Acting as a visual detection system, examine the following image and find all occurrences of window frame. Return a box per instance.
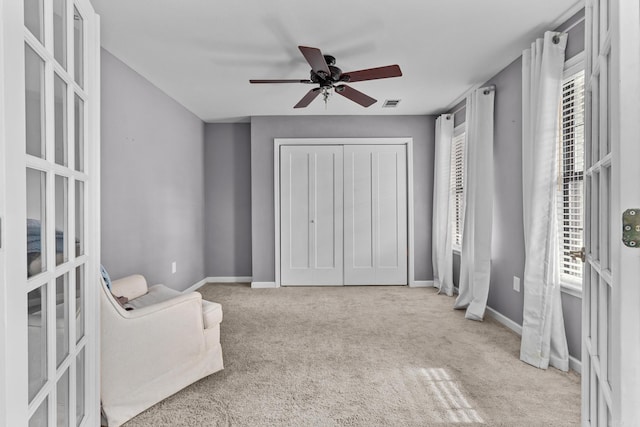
[558,52,586,299]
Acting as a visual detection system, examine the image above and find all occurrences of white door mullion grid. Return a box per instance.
[1,0,99,424]
[1,0,30,421]
[583,0,640,424]
[610,0,640,423]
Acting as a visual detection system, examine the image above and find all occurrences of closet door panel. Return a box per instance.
[280,146,343,285]
[345,149,376,284]
[288,151,311,270]
[344,145,407,285]
[376,147,407,284]
[315,152,340,269]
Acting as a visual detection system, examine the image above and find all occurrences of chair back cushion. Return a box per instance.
[101,265,112,290]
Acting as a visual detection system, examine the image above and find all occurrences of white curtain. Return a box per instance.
[520,31,569,371]
[432,115,455,296]
[454,88,495,320]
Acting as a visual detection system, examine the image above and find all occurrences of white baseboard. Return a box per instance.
[485,306,523,335]
[251,281,277,289]
[183,276,253,293]
[207,276,252,283]
[410,280,434,288]
[183,278,209,294]
[485,306,582,374]
[569,356,582,374]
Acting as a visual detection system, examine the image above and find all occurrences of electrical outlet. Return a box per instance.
[171,262,177,274]
[513,276,521,292]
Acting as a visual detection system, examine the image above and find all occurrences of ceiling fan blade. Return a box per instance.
[250,79,312,84]
[294,88,321,109]
[335,85,376,107]
[298,46,331,77]
[341,65,402,83]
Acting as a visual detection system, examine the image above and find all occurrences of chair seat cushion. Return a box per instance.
[126,284,222,328]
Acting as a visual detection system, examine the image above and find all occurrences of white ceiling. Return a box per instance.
[92,0,581,122]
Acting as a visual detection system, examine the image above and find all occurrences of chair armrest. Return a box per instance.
[123,292,204,319]
[101,291,207,397]
[111,274,148,300]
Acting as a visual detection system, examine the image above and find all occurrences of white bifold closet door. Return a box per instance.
[280,146,344,286]
[344,145,407,285]
[280,144,407,286]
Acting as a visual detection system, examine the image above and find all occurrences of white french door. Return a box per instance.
[344,145,407,285]
[280,145,344,286]
[279,144,408,286]
[0,0,100,425]
[583,0,640,424]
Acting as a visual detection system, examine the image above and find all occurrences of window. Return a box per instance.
[558,69,585,288]
[451,128,466,249]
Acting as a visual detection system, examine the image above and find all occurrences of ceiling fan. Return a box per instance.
[250,46,402,108]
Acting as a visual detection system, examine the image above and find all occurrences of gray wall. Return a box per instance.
[101,49,206,291]
[451,10,585,360]
[250,115,435,283]
[484,55,527,327]
[204,123,252,277]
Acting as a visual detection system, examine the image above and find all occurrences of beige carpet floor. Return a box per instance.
[123,284,580,427]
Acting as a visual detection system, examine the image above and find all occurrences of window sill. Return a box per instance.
[560,282,582,298]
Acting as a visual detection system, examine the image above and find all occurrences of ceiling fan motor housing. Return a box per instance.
[310,65,344,86]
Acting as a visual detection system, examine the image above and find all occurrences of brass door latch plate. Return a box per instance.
[622,209,640,247]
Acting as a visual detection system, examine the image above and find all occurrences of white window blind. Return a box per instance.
[558,70,585,286]
[451,131,465,248]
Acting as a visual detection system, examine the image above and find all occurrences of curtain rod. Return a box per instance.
[561,16,586,34]
[553,16,586,43]
[448,84,495,116]
[447,17,584,116]
[450,105,464,116]
[482,84,496,94]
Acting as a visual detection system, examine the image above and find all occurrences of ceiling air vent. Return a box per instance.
[382,99,401,108]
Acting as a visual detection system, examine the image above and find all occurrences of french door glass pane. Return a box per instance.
[27,168,47,277]
[54,74,68,166]
[73,8,84,88]
[75,265,84,343]
[28,285,48,402]
[607,284,612,386]
[55,176,68,265]
[57,369,70,427]
[25,45,45,159]
[74,95,84,172]
[53,0,67,69]
[55,274,69,366]
[606,54,612,154]
[29,397,48,427]
[75,181,84,256]
[76,349,85,426]
[24,0,44,43]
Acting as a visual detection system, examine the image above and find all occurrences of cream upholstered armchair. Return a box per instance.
[100,274,223,426]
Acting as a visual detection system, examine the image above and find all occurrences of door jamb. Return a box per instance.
[273,137,416,288]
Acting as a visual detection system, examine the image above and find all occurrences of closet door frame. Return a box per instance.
[273,138,416,288]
